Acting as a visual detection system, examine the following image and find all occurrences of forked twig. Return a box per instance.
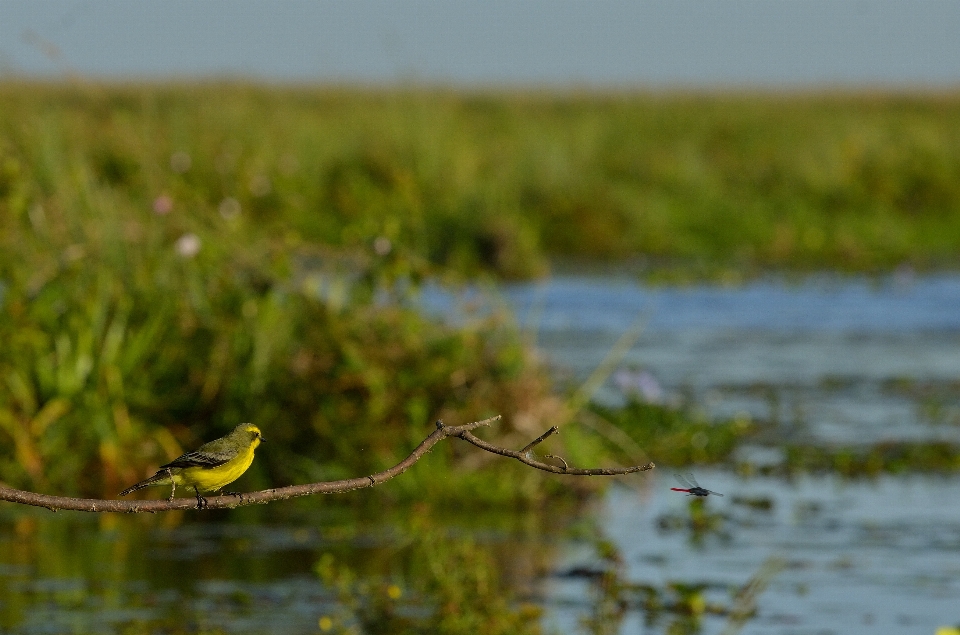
[520,426,560,455]
[455,423,654,476]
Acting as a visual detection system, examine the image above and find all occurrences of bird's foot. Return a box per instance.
[167,471,176,501]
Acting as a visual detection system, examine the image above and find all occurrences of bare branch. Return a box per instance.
[0,415,654,513]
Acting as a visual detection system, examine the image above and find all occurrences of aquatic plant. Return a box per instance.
[313,514,546,635]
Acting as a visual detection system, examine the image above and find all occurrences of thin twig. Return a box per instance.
[519,426,559,455]
[544,454,569,470]
[0,415,654,513]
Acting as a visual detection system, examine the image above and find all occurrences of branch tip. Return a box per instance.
[545,454,569,471]
[519,426,560,455]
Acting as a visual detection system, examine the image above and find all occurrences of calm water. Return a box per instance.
[550,472,960,634]
[3,274,960,634]
[439,273,960,633]
[497,273,960,445]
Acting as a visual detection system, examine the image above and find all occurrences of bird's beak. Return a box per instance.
[259,435,266,442]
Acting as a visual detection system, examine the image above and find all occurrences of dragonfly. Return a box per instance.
[671,473,723,497]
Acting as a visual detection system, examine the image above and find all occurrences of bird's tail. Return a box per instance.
[119,471,169,496]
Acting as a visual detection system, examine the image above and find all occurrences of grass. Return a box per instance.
[0,213,570,501]
[0,94,565,500]
[4,83,960,282]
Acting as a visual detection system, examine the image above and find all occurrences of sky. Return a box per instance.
[1,0,960,86]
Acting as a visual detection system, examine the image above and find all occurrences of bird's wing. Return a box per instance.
[160,436,236,469]
[160,449,232,469]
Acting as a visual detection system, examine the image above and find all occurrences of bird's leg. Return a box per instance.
[166,469,176,502]
[194,486,207,509]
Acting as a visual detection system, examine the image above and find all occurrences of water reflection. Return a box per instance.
[0,502,558,634]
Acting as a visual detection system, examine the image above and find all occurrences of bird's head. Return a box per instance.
[234,423,265,448]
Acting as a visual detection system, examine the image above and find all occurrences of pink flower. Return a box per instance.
[153,195,173,215]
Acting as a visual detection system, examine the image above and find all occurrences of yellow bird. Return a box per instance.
[120,423,265,506]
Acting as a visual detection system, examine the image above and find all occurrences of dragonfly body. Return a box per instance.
[671,473,723,497]
[671,486,715,497]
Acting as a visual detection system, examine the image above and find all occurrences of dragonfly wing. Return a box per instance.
[684,472,701,488]
[706,490,724,497]
[674,473,695,488]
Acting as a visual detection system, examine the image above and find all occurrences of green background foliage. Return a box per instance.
[5,83,960,499]
[4,84,960,282]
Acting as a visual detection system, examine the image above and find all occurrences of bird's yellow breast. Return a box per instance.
[176,441,258,493]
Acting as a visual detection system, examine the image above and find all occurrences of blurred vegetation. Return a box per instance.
[314,524,544,635]
[0,81,646,502]
[780,440,960,476]
[0,180,572,500]
[595,398,960,477]
[655,497,727,544]
[589,399,755,467]
[0,83,576,502]
[4,82,960,500]
[572,536,740,635]
[3,83,960,282]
